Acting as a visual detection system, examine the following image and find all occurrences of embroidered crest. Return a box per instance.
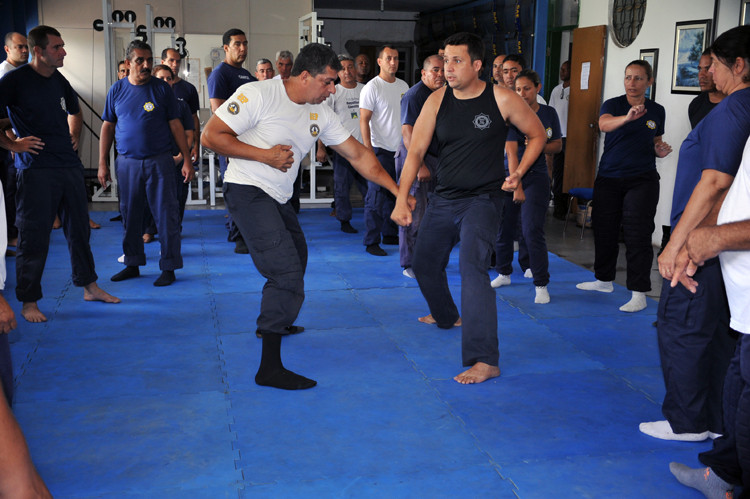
[227,102,240,115]
[60,97,67,112]
[310,124,320,137]
[143,101,155,112]
[473,113,492,130]
[350,112,358,119]
[646,120,656,130]
[546,127,553,139]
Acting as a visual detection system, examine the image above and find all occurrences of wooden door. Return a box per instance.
[564,25,607,191]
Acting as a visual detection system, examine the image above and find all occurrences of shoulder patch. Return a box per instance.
[227,102,240,115]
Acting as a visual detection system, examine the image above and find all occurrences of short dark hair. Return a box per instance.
[515,68,540,87]
[710,25,750,83]
[376,45,397,59]
[443,32,484,63]
[625,59,653,81]
[503,53,527,69]
[117,60,125,67]
[222,29,245,47]
[161,47,180,60]
[291,43,341,77]
[4,32,25,48]
[126,40,152,61]
[28,25,60,52]
[152,64,173,77]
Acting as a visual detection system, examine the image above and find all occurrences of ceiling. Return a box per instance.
[313,0,468,13]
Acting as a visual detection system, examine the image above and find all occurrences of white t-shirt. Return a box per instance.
[359,75,409,151]
[548,83,569,137]
[0,60,18,79]
[216,79,351,204]
[325,83,364,143]
[717,135,750,334]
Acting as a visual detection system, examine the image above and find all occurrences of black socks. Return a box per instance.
[255,333,316,390]
[154,270,175,287]
[111,266,139,282]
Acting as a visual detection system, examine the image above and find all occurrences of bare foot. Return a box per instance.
[21,302,47,323]
[454,362,501,384]
[89,219,101,229]
[8,237,17,247]
[418,314,462,326]
[83,283,121,303]
[143,233,154,243]
[52,216,61,229]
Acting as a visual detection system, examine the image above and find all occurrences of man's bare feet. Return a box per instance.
[83,283,121,303]
[418,314,462,326]
[7,237,17,247]
[21,302,47,323]
[52,216,61,229]
[454,362,501,384]
[89,219,101,229]
[143,233,154,243]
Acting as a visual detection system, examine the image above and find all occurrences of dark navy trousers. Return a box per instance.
[219,155,242,242]
[224,183,306,335]
[363,147,398,246]
[15,167,97,302]
[0,333,12,407]
[394,144,437,269]
[592,171,659,292]
[412,193,501,367]
[332,151,367,223]
[657,259,735,434]
[116,154,182,271]
[494,170,550,286]
[699,334,750,488]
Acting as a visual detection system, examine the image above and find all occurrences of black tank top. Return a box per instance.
[434,82,507,199]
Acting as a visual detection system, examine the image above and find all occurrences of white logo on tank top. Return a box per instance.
[473,113,491,130]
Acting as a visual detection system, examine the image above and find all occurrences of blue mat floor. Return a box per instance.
[5,208,709,498]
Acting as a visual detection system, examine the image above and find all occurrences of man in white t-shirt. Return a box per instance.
[668,135,750,499]
[548,60,570,219]
[317,54,368,234]
[201,43,411,391]
[359,45,409,256]
[0,32,28,78]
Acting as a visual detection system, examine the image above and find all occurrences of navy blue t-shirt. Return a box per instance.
[0,65,82,169]
[598,95,665,178]
[670,87,750,227]
[172,79,200,114]
[207,62,255,100]
[400,80,438,157]
[507,104,561,176]
[102,77,180,159]
[171,98,194,156]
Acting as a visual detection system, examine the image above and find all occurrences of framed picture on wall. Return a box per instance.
[671,20,712,94]
[742,0,750,25]
[639,48,659,100]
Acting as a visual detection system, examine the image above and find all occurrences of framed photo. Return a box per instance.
[639,48,659,100]
[671,20,712,94]
[742,0,750,25]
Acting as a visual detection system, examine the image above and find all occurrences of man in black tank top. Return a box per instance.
[391,33,546,385]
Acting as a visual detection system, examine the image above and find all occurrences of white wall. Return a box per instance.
[579,0,741,244]
[36,0,313,170]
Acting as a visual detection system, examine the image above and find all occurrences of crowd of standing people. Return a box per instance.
[0,19,749,498]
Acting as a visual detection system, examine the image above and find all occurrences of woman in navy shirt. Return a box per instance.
[492,69,561,304]
[576,60,672,312]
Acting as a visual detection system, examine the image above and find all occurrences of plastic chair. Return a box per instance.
[563,187,594,239]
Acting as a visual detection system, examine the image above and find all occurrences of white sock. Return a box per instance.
[523,269,533,278]
[620,291,647,312]
[117,254,125,264]
[491,274,511,288]
[402,268,415,279]
[576,280,613,293]
[534,286,550,304]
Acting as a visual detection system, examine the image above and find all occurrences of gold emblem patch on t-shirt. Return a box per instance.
[646,120,656,129]
[143,101,155,112]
